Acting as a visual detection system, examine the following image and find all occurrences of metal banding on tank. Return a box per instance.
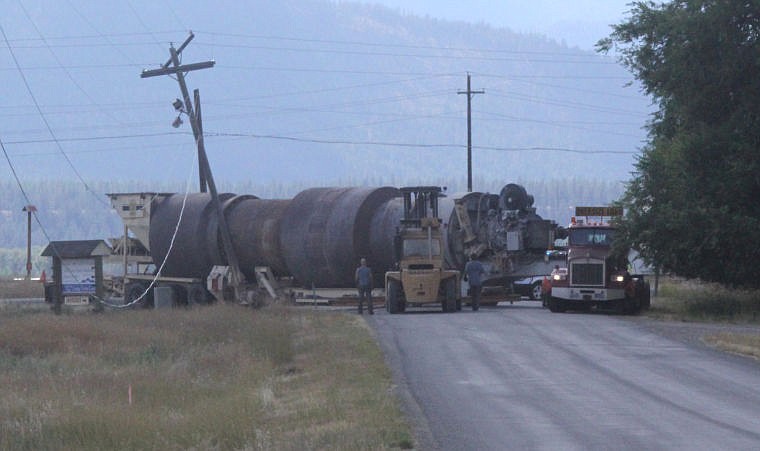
[149,193,239,279]
[225,197,290,279]
[279,187,401,287]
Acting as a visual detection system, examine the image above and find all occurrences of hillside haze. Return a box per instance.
[1,0,650,191]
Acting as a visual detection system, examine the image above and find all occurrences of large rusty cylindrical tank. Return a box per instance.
[224,196,290,280]
[149,192,242,279]
[279,187,401,287]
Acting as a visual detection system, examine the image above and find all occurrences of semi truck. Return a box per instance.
[546,206,650,314]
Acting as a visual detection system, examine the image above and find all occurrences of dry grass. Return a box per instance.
[645,278,760,360]
[704,333,760,360]
[0,279,43,299]
[0,305,413,450]
[648,277,760,322]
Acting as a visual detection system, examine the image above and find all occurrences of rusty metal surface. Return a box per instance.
[150,193,234,278]
[226,197,289,278]
[279,187,400,287]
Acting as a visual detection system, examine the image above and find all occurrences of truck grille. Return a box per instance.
[571,263,603,286]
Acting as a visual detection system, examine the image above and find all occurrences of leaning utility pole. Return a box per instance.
[141,33,213,193]
[457,73,484,192]
[141,32,245,302]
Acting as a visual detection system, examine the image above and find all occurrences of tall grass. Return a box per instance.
[0,305,412,450]
[651,278,760,322]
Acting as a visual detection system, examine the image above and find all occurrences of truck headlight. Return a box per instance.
[612,275,625,283]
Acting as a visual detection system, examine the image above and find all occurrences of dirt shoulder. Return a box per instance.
[631,316,760,360]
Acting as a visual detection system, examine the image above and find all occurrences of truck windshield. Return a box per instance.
[568,228,615,246]
[403,239,441,257]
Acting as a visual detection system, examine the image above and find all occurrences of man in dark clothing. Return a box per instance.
[355,258,373,314]
[464,255,485,311]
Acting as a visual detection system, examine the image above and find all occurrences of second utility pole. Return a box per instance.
[458,73,484,192]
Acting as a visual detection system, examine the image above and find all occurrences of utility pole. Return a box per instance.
[458,73,484,192]
[22,205,36,280]
[141,33,245,302]
[141,33,213,193]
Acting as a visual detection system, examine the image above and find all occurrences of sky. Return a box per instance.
[354,0,635,49]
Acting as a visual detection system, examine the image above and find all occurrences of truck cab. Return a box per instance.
[548,207,650,314]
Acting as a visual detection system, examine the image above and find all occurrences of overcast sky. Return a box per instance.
[354,0,634,49]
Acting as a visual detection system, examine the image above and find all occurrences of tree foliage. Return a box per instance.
[599,1,760,287]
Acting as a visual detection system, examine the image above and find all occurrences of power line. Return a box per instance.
[193,30,614,61]
[0,24,109,208]
[4,28,615,62]
[190,41,617,66]
[205,131,639,154]
[18,1,128,128]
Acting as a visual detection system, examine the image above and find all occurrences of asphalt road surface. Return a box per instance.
[369,302,760,450]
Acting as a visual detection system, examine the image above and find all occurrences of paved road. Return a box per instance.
[370,302,760,450]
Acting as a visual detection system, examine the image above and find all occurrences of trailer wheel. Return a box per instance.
[125,281,153,308]
[187,284,212,305]
[443,279,457,313]
[548,296,566,313]
[387,280,402,314]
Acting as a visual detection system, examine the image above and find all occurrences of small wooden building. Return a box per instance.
[41,240,111,306]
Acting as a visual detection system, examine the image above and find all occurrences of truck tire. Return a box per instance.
[529,281,543,300]
[639,281,651,310]
[125,281,153,308]
[618,295,641,315]
[187,284,212,305]
[387,280,402,314]
[443,279,457,313]
[548,296,566,313]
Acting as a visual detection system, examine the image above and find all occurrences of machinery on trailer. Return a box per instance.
[439,183,564,302]
[546,206,650,314]
[384,187,460,313]
[106,183,564,308]
[108,192,272,307]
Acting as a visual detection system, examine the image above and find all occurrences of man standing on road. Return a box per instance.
[355,258,373,315]
[464,254,485,311]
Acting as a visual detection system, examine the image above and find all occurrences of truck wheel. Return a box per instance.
[529,281,543,300]
[443,279,457,313]
[618,296,641,315]
[187,284,212,305]
[548,296,566,313]
[387,280,402,314]
[125,281,153,308]
[639,281,651,310]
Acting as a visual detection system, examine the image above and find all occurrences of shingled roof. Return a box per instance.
[41,240,112,258]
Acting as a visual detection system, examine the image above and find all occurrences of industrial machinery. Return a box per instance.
[384,187,460,313]
[546,206,650,314]
[108,187,404,306]
[439,183,563,298]
[107,183,562,307]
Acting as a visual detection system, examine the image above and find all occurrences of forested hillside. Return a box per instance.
[2,0,650,187]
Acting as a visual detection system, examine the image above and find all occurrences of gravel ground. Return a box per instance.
[630,316,760,356]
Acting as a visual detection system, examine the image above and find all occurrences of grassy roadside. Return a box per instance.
[0,305,413,450]
[646,277,760,359]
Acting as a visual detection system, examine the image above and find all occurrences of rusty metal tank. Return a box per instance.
[279,187,401,287]
[224,196,290,280]
[149,192,242,279]
[148,187,403,288]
